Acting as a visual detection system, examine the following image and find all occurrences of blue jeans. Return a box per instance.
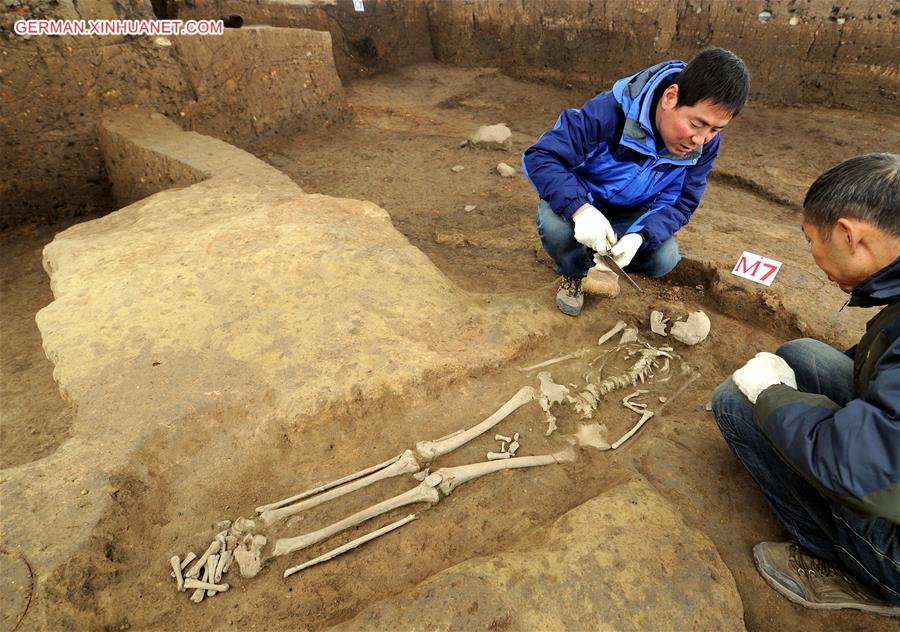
[535,200,681,278]
[711,338,900,604]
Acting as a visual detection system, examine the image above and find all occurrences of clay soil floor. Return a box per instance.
[2,62,899,631]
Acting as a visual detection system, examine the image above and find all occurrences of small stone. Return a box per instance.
[464,205,477,212]
[450,165,465,173]
[80,489,88,495]
[659,396,668,403]
[788,16,800,26]
[469,124,512,151]
[496,162,516,177]
[695,284,704,291]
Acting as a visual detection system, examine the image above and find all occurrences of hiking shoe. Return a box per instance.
[753,542,900,617]
[556,275,584,316]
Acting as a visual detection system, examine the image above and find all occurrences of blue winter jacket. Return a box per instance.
[522,61,718,251]
[755,257,900,524]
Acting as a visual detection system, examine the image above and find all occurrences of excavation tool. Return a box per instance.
[599,248,643,293]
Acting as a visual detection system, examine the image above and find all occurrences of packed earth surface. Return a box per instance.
[2,61,899,632]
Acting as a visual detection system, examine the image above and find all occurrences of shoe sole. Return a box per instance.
[752,544,900,617]
[555,298,582,316]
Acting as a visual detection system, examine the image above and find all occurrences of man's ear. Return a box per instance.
[835,217,862,254]
[660,84,679,111]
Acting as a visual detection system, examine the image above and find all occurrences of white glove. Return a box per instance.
[572,204,617,253]
[608,233,643,268]
[592,253,612,272]
[732,352,798,404]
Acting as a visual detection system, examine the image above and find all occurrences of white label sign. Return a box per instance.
[353,0,365,11]
[731,251,783,286]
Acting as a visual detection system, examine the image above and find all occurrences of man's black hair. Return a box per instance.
[804,153,900,239]
[673,47,750,115]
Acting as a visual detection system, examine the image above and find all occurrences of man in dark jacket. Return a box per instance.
[712,153,900,615]
[523,47,749,316]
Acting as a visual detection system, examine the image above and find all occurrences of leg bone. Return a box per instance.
[271,450,572,569]
[259,450,421,526]
[283,514,418,578]
[255,453,402,514]
[415,386,535,461]
[271,483,441,559]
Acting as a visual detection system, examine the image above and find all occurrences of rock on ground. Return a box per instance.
[470,124,512,150]
[496,162,517,177]
[336,478,745,631]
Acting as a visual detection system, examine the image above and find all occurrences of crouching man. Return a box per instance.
[523,47,749,316]
[711,153,900,615]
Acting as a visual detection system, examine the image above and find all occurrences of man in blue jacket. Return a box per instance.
[523,48,749,316]
[712,153,900,615]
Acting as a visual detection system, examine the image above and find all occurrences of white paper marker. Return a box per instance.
[731,251,783,286]
[353,0,365,11]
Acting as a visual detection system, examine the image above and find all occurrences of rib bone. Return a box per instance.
[255,453,403,514]
[415,386,535,461]
[259,450,421,526]
[611,410,655,449]
[283,514,418,578]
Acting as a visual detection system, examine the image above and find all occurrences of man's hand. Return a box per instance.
[609,233,642,268]
[732,352,798,404]
[572,204,617,253]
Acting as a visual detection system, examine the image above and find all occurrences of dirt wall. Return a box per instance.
[1,5,347,228]
[426,0,898,112]
[176,0,435,82]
